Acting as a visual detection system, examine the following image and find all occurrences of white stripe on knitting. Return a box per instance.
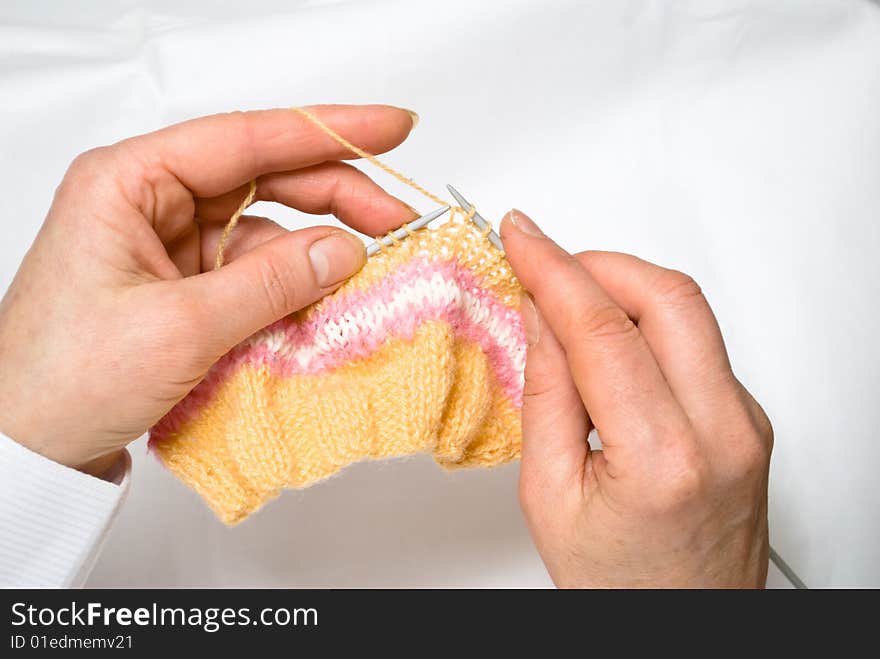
[245,271,526,377]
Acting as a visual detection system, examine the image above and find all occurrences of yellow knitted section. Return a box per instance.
[154,219,524,525]
[157,326,521,525]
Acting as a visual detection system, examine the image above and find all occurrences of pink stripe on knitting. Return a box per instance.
[150,257,525,446]
[269,258,521,374]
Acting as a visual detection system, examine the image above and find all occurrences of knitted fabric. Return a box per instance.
[149,217,526,524]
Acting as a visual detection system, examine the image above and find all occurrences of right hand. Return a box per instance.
[501,209,773,588]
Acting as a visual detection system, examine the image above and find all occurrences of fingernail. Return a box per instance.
[402,108,419,129]
[309,232,365,288]
[520,292,540,346]
[508,208,543,237]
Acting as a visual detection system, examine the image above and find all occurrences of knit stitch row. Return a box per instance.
[151,107,526,524]
[150,217,526,524]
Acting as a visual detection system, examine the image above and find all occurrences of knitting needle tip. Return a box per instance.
[445,184,505,253]
[365,205,450,257]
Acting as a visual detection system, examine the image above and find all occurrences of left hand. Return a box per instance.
[0,105,418,477]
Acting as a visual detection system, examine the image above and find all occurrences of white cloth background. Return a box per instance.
[1,0,878,587]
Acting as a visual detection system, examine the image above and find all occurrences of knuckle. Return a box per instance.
[762,419,774,456]
[653,269,705,308]
[652,447,708,511]
[726,390,774,479]
[572,250,607,268]
[729,424,772,480]
[69,146,111,172]
[61,147,112,191]
[732,440,771,479]
[749,397,774,454]
[573,303,638,341]
[523,359,564,400]
[51,147,117,225]
[256,257,299,319]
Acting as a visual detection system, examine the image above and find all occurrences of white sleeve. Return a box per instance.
[0,432,130,588]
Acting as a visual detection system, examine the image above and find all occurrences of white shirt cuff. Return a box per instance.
[0,432,130,587]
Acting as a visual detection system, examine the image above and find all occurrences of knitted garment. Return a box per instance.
[149,218,527,524]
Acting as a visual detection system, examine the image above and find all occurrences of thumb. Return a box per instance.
[181,226,365,352]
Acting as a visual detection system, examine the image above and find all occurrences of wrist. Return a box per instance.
[79,451,128,482]
[0,409,122,482]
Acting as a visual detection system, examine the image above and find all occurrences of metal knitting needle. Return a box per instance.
[446,184,505,252]
[365,205,450,257]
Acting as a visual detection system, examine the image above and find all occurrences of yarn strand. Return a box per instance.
[214,107,479,268]
[291,107,449,208]
[214,179,257,270]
